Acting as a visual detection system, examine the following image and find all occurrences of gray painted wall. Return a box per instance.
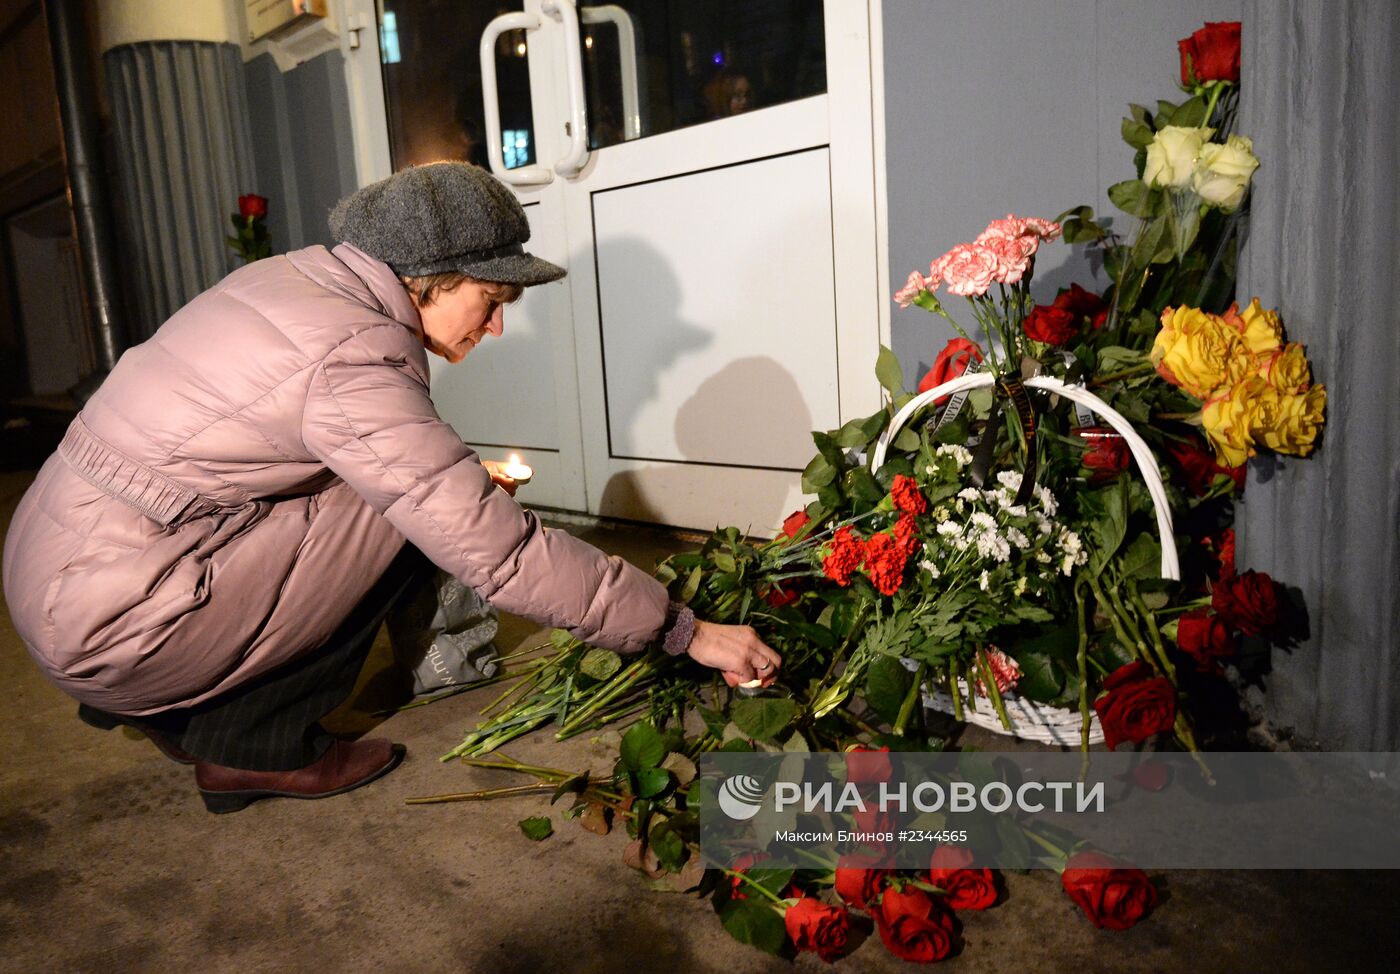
[243,50,361,253]
[882,0,1241,384]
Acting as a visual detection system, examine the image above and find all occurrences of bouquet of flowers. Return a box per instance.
[414,20,1330,965]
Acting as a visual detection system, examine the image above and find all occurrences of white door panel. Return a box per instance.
[592,148,839,470]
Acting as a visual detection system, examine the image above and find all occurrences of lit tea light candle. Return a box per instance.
[501,453,533,485]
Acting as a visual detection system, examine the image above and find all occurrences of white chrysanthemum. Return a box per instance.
[975,532,1011,562]
[954,536,971,551]
[1035,550,1052,563]
[937,444,974,466]
[1057,530,1083,556]
[933,506,950,522]
[957,487,980,502]
[937,521,962,537]
[1034,513,1053,536]
[970,511,997,531]
[925,464,936,476]
[979,569,992,591]
[996,470,1023,490]
[1061,553,1078,575]
[919,559,941,579]
[1007,527,1030,549]
[1034,485,1058,516]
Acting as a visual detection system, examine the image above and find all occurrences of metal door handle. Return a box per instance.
[480,11,553,185]
[542,0,589,176]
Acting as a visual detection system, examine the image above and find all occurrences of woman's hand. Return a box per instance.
[481,460,520,496]
[685,620,782,688]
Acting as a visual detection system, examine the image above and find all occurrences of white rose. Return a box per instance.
[1143,126,1215,188]
[1192,134,1260,211]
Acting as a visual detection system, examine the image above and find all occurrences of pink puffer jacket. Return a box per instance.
[1,243,668,715]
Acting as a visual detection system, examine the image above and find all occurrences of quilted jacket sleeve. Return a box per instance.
[301,323,669,653]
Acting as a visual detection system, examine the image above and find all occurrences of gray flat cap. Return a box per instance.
[328,162,565,286]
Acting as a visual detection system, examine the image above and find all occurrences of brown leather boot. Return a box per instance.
[195,739,406,813]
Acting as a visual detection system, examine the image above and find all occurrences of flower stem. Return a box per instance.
[975,647,1013,732]
[947,660,965,722]
[893,661,926,736]
[1074,583,1092,763]
[726,870,787,905]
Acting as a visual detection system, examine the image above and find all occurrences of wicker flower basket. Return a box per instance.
[872,373,1182,747]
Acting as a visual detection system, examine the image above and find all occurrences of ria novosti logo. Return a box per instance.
[716,774,766,820]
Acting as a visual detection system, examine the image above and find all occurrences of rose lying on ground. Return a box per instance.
[927,846,997,911]
[784,894,851,962]
[1092,661,1177,751]
[1060,851,1160,930]
[874,886,958,963]
[834,854,892,908]
[844,744,893,786]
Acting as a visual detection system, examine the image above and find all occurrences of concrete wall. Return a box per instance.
[243,48,360,252]
[882,0,1242,386]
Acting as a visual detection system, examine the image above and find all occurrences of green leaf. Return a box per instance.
[1128,103,1152,126]
[844,466,885,507]
[1107,179,1153,218]
[875,344,905,395]
[1096,346,1146,374]
[648,821,687,870]
[550,772,590,804]
[730,697,798,742]
[620,722,667,771]
[790,620,837,650]
[711,551,737,573]
[864,654,914,724]
[519,816,553,840]
[1121,118,1154,150]
[1012,650,1064,702]
[579,648,621,681]
[892,426,920,452]
[800,454,838,493]
[1171,95,1208,128]
[549,628,578,650]
[634,767,673,799]
[1155,99,1181,127]
[679,566,703,603]
[1116,532,1161,581]
[720,899,787,954]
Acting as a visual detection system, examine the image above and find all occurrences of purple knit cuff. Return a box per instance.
[662,601,696,656]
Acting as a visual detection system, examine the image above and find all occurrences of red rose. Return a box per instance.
[1179,21,1241,86]
[1060,851,1159,930]
[1216,528,1236,579]
[874,886,957,963]
[1076,427,1130,481]
[238,193,269,220]
[784,894,851,962]
[1175,609,1237,670]
[821,527,866,587]
[1092,661,1177,751]
[864,531,911,596]
[834,854,892,908]
[728,851,766,900]
[890,474,929,516]
[1053,282,1107,322]
[1130,758,1172,792]
[918,337,984,403]
[781,509,811,539]
[1023,304,1079,345]
[761,582,800,608]
[1211,569,1281,637]
[1091,306,1110,329]
[844,745,893,786]
[927,845,997,911]
[1167,438,1246,496]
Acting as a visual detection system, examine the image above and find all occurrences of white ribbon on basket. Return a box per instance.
[869,373,1180,581]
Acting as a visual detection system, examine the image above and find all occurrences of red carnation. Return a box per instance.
[864,531,911,596]
[1175,609,1237,671]
[821,527,866,587]
[1023,304,1079,345]
[1092,661,1177,751]
[1076,427,1130,481]
[890,474,929,516]
[1061,851,1159,930]
[1167,437,1246,495]
[893,512,920,558]
[1211,569,1282,638]
[834,854,892,908]
[918,337,984,403]
[927,845,998,911]
[782,509,811,539]
[238,193,268,219]
[874,886,957,963]
[1179,21,1241,86]
[784,894,851,962]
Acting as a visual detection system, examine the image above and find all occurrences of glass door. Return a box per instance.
[347,0,884,532]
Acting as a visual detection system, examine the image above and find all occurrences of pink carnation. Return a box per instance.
[933,242,999,297]
[974,647,1022,697]
[980,234,1033,284]
[1023,216,1062,240]
[893,270,929,308]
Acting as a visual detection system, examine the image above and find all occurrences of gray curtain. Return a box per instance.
[104,42,256,341]
[1238,1,1400,748]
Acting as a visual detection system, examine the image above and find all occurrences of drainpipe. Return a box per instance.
[44,0,128,387]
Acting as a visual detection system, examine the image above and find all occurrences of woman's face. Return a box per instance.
[416,281,508,363]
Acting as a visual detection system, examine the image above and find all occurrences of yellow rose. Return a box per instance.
[1152,306,1249,399]
[1200,382,1255,467]
[1257,342,1312,393]
[1259,385,1327,456]
[1238,376,1283,439]
[1144,126,1215,189]
[1192,134,1259,211]
[1224,298,1284,355]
